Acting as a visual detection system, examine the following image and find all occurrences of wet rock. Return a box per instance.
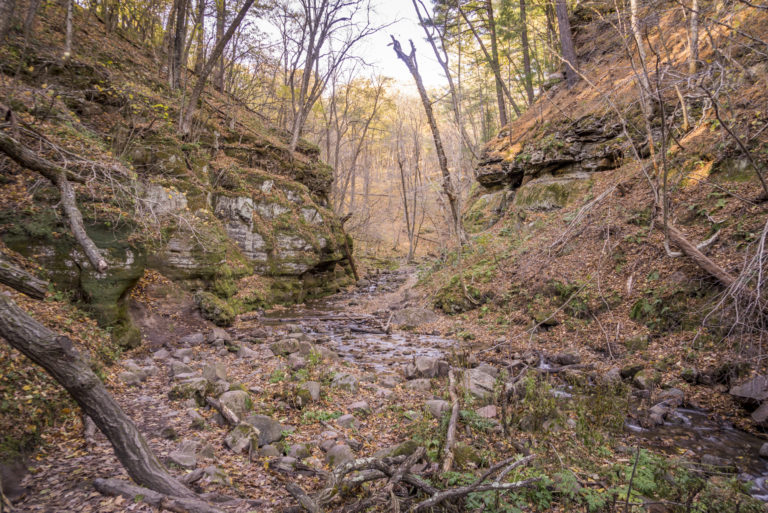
[270,339,301,356]
[224,423,260,453]
[245,414,288,446]
[404,379,431,393]
[632,371,651,390]
[326,444,354,467]
[332,373,359,393]
[295,381,321,407]
[259,444,281,458]
[657,388,684,407]
[180,332,205,345]
[288,353,307,370]
[602,367,622,385]
[391,308,439,329]
[730,375,768,407]
[202,362,228,382]
[461,368,496,402]
[219,390,252,419]
[550,352,581,366]
[169,440,198,468]
[404,357,449,379]
[620,364,644,380]
[425,399,450,419]
[288,443,312,459]
[349,401,370,415]
[337,414,358,430]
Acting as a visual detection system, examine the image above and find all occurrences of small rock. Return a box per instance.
[119,371,143,386]
[425,400,450,419]
[288,353,307,370]
[632,370,651,390]
[198,443,216,460]
[751,402,768,425]
[378,374,403,388]
[288,443,312,459]
[202,362,228,382]
[169,440,198,468]
[207,327,231,344]
[170,360,194,377]
[270,339,301,356]
[153,349,171,360]
[319,439,337,453]
[474,363,498,378]
[326,444,354,467]
[169,377,208,402]
[390,307,439,329]
[620,364,644,380]
[759,443,768,458]
[374,439,421,459]
[180,332,205,345]
[276,457,297,472]
[219,390,252,419]
[259,444,281,458]
[245,414,288,446]
[295,381,321,407]
[550,352,581,366]
[681,368,700,384]
[332,373,359,393]
[657,388,684,407]
[173,348,195,361]
[224,423,260,453]
[404,379,431,393]
[349,401,370,415]
[475,405,497,418]
[187,409,205,429]
[237,345,258,358]
[461,368,496,402]
[337,414,358,430]
[404,357,449,379]
[202,466,231,486]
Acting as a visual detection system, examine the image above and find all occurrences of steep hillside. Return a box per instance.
[424,0,768,424]
[0,3,355,350]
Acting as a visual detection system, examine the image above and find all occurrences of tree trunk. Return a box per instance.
[179,0,255,136]
[214,0,226,92]
[0,0,16,43]
[170,0,189,90]
[0,254,48,300]
[630,0,650,93]
[0,295,194,498]
[689,0,699,74]
[554,0,578,86]
[193,0,206,76]
[64,0,74,58]
[519,0,534,104]
[485,0,508,127]
[391,36,466,244]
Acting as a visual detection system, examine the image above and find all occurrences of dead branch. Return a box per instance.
[93,478,224,513]
[0,253,48,300]
[205,396,240,425]
[0,133,107,272]
[441,369,460,473]
[655,220,735,287]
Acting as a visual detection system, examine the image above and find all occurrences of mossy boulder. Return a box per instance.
[195,291,236,326]
[513,174,592,211]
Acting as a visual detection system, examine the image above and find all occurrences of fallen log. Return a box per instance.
[94,478,224,513]
[0,254,48,300]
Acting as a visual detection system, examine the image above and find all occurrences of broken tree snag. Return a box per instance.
[94,478,224,513]
[655,220,736,287]
[0,253,48,300]
[441,369,460,473]
[0,295,194,498]
[0,133,107,272]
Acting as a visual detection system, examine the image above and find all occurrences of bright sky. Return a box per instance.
[361,0,448,91]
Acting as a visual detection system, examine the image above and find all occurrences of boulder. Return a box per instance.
[288,353,307,370]
[425,400,450,419]
[751,402,768,425]
[730,375,768,407]
[219,390,252,419]
[170,360,194,377]
[173,348,195,361]
[153,349,171,360]
[259,444,281,458]
[550,352,581,366]
[207,327,231,344]
[475,405,497,418]
[620,364,644,380]
[404,357,449,379]
[119,371,144,386]
[245,414,287,446]
[349,401,370,415]
[237,345,258,359]
[657,388,684,407]
[187,409,205,429]
[332,373,359,393]
[202,466,231,486]
[326,444,354,467]
[288,443,312,459]
[169,440,198,468]
[474,363,498,378]
[632,371,651,390]
[169,377,208,402]
[373,439,421,459]
[760,443,768,458]
[378,374,402,388]
[224,423,260,453]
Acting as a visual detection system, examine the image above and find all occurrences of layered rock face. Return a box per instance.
[465,114,626,230]
[0,58,353,347]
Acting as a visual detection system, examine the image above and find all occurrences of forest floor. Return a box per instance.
[5,263,768,512]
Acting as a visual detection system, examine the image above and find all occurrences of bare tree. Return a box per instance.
[179,0,257,136]
[214,0,226,91]
[390,36,466,244]
[282,0,380,153]
[519,0,534,104]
